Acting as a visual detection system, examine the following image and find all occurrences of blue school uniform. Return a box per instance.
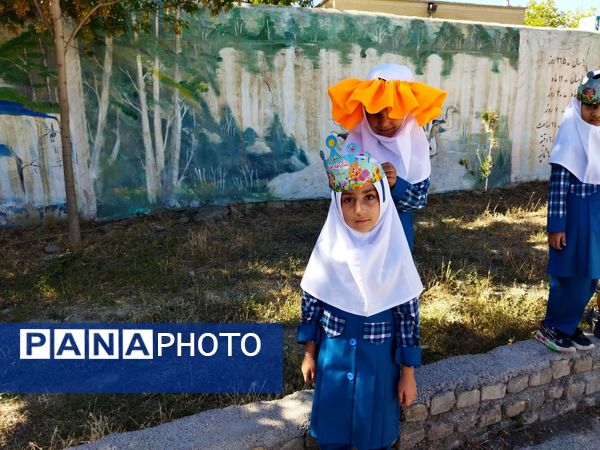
[544,164,600,334]
[297,291,420,450]
[391,177,430,251]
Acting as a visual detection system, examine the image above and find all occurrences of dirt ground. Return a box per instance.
[2,180,594,449]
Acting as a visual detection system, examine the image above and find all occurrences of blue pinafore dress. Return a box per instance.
[308,304,400,450]
[548,176,600,279]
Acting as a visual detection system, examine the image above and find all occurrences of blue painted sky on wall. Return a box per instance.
[0,101,56,120]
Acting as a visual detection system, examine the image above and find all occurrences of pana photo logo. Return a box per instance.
[0,323,282,394]
[20,328,261,360]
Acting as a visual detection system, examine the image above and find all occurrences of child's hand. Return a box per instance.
[398,366,416,408]
[548,232,566,250]
[381,162,397,188]
[301,341,317,385]
[301,353,316,385]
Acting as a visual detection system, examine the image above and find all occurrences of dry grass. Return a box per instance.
[0,181,562,448]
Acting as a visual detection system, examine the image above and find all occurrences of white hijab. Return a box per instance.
[549,98,600,184]
[300,176,423,317]
[346,64,431,184]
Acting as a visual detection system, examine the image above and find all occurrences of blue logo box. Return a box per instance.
[0,323,283,393]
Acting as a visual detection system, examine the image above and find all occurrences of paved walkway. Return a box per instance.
[517,417,600,450]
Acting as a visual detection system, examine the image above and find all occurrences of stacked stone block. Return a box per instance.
[397,340,600,450]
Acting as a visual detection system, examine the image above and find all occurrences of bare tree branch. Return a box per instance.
[120,68,139,92]
[81,73,101,104]
[178,134,196,186]
[119,93,141,114]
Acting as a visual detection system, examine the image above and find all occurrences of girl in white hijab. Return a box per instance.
[297,137,423,450]
[536,70,600,353]
[328,63,447,251]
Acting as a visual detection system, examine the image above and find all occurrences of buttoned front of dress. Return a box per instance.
[547,167,600,278]
[308,305,399,450]
[297,291,421,450]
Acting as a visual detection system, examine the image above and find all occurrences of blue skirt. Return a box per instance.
[309,305,400,450]
[548,190,600,278]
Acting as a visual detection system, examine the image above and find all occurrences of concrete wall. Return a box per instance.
[0,6,599,226]
[511,27,597,182]
[320,0,526,25]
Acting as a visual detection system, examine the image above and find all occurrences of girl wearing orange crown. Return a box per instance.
[298,147,423,449]
[328,64,447,250]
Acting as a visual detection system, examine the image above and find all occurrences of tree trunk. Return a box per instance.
[153,11,165,185]
[65,21,97,220]
[109,110,121,165]
[133,14,158,204]
[92,34,113,179]
[49,0,81,248]
[166,7,182,206]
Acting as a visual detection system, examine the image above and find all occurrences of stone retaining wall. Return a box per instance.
[74,337,600,450]
[395,339,600,449]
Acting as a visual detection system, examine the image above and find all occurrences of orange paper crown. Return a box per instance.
[328,78,447,130]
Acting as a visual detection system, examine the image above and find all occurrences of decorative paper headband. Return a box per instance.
[320,134,384,192]
[577,70,600,105]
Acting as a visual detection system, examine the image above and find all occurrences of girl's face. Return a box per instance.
[582,103,600,126]
[366,108,405,137]
[340,182,380,233]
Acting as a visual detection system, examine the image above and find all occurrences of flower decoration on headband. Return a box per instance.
[577,71,600,105]
[328,77,447,130]
[320,134,384,192]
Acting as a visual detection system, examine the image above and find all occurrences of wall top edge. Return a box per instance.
[319,0,527,12]
[239,4,600,34]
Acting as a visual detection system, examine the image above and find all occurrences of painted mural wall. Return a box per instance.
[511,27,600,182]
[0,6,599,226]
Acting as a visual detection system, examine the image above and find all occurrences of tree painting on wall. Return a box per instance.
[0,5,522,224]
[75,8,314,218]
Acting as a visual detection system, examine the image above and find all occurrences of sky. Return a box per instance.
[445,0,599,12]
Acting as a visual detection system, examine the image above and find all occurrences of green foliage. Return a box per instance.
[0,28,58,105]
[481,110,499,133]
[0,1,202,40]
[0,1,310,43]
[503,28,520,70]
[407,20,433,74]
[524,0,597,28]
[459,110,508,191]
[257,14,282,41]
[202,0,313,16]
[0,87,57,112]
[155,69,209,109]
[478,110,499,191]
[476,151,493,188]
[253,0,313,7]
[304,13,328,43]
[185,8,519,79]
